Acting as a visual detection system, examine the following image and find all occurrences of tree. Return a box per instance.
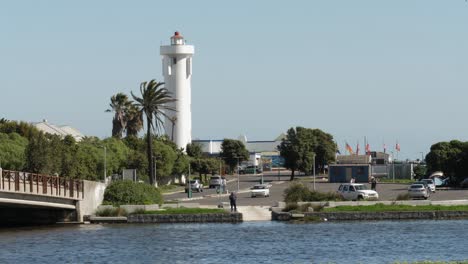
[25,133,54,174]
[220,139,249,173]
[131,80,176,186]
[426,140,468,184]
[278,127,337,181]
[126,104,143,137]
[413,165,427,180]
[0,120,40,139]
[106,93,132,139]
[0,132,28,170]
[186,142,203,158]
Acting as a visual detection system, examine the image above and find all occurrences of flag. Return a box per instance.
[383,143,387,153]
[345,143,354,155]
[365,143,370,154]
[356,143,360,155]
[396,142,401,152]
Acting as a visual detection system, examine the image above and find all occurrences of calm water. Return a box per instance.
[0,220,467,264]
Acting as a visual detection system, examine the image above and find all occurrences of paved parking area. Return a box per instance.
[163,172,468,207]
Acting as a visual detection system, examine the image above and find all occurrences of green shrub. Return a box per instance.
[284,183,343,203]
[283,202,299,212]
[284,183,311,203]
[396,193,411,201]
[95,207,128,217]
[103,180,164,206]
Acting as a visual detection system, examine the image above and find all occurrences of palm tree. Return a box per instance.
[169,116,177,141]
[126,104,143,137]
[106,93,131,139]
[131,79,176,186]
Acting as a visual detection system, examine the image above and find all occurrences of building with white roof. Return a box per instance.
[33,120,84,142]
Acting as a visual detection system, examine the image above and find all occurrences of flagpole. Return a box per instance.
[364,136,367,155]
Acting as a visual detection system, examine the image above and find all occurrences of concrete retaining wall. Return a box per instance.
[275,199,468,209]
[128,213,242,223]
[272,210,468,221]
[76,180,107,222]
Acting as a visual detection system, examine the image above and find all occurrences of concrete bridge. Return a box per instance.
[0,168,106,225]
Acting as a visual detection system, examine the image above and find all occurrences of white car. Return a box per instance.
[209,175,224,189]
[185,180,203,193]
[408,183,430,199]
[421,179,436,192]
[337,183,379,201]
[250,184,270,198]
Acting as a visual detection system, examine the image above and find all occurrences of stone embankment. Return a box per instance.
[272,209,468,221]
[88,213,242,224]
[127,212,242,223]
[272,200,468,221]
[90,203,243,223]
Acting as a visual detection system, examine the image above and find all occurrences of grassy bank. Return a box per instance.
[139,208,227,215]
[323,204,468,212]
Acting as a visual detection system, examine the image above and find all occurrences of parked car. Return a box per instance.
[240,165,262,174]
[185,179,203,193]
[209,175,224,189]
[420,179,436,192]
[337,183,379,201]
[250,184,270,198]
[413,181,431,193]
[408,183,430,199]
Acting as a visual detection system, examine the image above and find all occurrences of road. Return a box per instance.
[163,171,468,207]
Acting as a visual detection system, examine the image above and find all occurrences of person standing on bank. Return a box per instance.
[370,176,377,191]
[229,192,237,212]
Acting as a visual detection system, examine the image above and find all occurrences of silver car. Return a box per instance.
[421,179,436,192]
[209,175,224,189]
[185,180,203,193]
[408,183,430,200]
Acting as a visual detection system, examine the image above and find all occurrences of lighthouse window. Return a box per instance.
[172,58,177,64]
[167,65,172,75]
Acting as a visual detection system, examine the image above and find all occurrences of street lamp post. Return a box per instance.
[236,157,240,192]
[391,151,395,183]
[187,162,192,198]
[152,155,158,187]
[103,146,107,182]
[313,154,316,191]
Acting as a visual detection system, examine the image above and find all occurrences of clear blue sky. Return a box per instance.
[1,1,467,160]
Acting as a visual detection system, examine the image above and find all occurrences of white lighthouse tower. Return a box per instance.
[160,31,194,151]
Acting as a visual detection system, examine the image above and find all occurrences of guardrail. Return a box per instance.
[0,170,84,200]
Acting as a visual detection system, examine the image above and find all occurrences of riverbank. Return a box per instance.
[272,210,468,221]
[272,202,468,221]
[89,212,242,224]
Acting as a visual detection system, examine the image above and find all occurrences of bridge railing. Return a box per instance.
[0,170,84,200]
